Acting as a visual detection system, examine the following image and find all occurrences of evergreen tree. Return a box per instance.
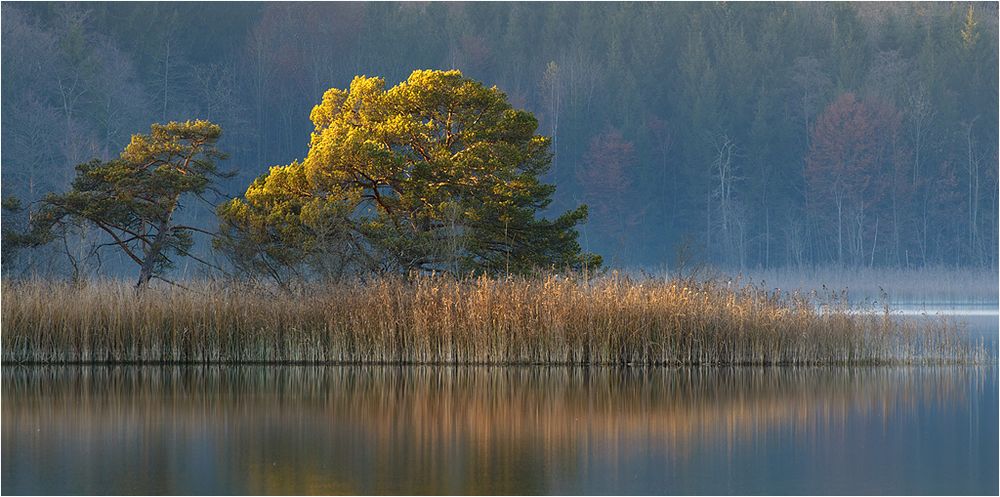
[217,70,599,280]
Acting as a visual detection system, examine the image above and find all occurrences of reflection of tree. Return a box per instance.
[2,366,985,494]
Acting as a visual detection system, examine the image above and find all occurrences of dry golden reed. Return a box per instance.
[1,275,988,365]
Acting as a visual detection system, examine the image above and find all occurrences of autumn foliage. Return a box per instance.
[805,93,908,266]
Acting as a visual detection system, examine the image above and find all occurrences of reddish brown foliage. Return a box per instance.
[805,93,911,263]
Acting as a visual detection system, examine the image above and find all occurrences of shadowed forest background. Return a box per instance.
[2,2,997,279]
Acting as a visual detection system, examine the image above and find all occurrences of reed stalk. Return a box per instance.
[1,275,989,365]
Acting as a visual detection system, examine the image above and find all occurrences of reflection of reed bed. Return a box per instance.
[3,366,991,494]
[1,276,988,365]
[3,366,987,440]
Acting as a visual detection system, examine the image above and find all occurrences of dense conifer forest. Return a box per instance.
[2,2,997,278]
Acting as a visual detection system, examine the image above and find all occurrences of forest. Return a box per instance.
[2,2,997,280]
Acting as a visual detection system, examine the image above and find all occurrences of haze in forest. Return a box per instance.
[2,2,997,281]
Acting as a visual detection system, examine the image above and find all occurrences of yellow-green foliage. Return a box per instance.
[1,276,986,365]
[27,120,227,290]
[216,70,598,280]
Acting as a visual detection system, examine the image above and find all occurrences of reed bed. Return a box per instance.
[1,275,989,365]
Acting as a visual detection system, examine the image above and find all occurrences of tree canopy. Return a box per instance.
[28,120,228,289]
[217,70,599,282]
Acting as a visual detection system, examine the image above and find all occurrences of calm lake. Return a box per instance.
[3,314,997,495]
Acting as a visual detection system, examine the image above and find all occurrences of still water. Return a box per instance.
[3,317,997,495]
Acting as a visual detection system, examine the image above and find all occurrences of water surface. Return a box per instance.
[3,311,997,495]
[3,363,996,495]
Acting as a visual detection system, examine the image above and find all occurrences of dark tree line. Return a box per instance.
[2,2,997,279]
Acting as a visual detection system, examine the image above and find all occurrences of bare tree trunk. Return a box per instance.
[965,118,981,266]
[870,215,879,268]
[541,61,561,174]
[836,194,843,266]
[161,40,171,121]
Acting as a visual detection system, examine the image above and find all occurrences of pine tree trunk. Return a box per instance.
[135,219,171,292]
[135,198,179,293]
